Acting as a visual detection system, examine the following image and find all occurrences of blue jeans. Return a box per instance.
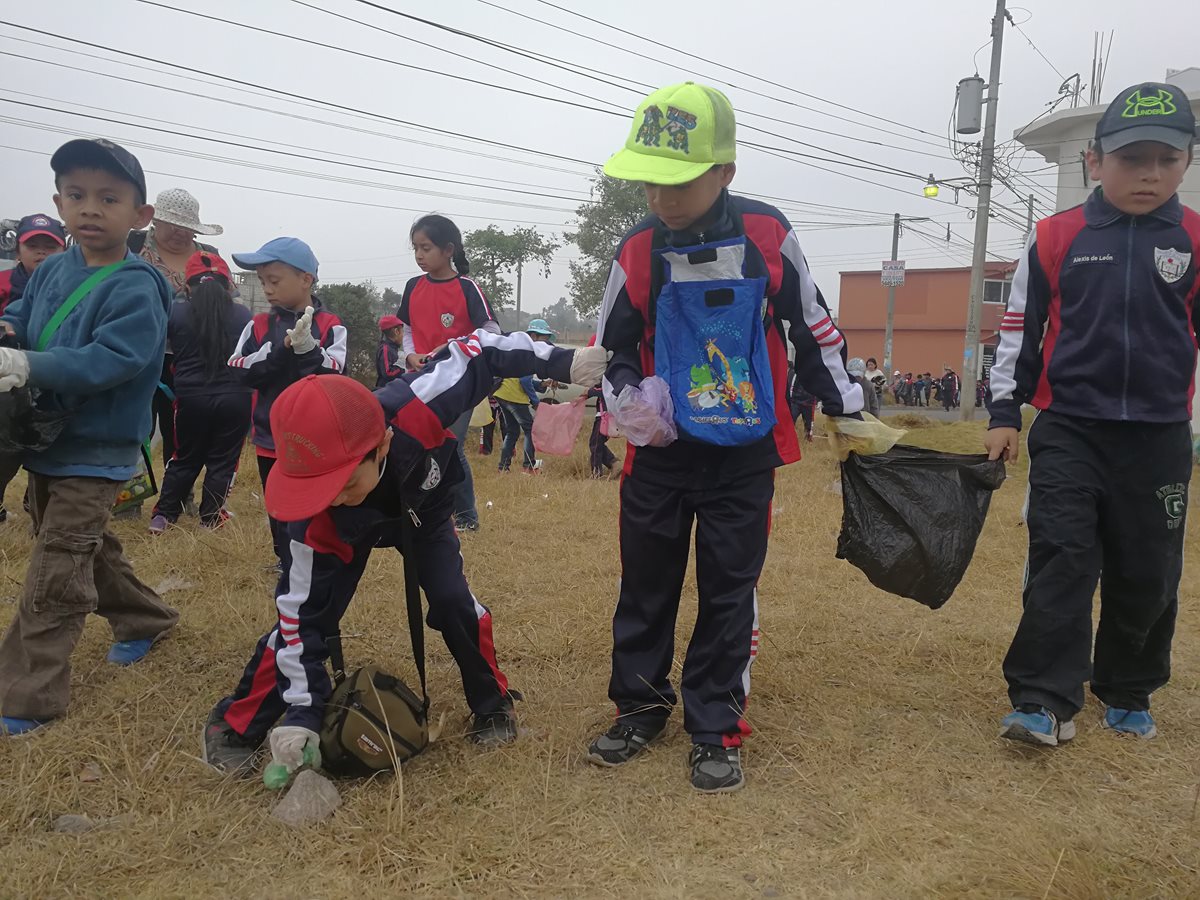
[497,400,535,471]
[448,409,478,527]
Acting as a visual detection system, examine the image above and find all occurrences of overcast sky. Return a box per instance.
[2,0,1195,316]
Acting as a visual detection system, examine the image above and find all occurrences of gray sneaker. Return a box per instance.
[467,710,518,747]
[201,707,262,777]
[689,743,744,793]
[586,720,666,767]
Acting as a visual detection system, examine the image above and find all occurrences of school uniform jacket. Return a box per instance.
[376,338,404,388]
[270,330,574,722]
[596,191,863,480]
[227,297,347,452]
[989,190,1200,430]
[398,274,500,357]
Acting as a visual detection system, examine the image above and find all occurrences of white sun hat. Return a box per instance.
[152,188,223,236]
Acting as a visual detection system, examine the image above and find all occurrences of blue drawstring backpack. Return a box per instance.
[652,236,776,446]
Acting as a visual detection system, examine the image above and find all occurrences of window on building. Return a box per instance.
[983,279,1012,305]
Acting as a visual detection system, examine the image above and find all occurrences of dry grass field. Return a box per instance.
[1,417,1198,899]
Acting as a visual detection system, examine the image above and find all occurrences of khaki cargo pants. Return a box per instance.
[0,473,179,721]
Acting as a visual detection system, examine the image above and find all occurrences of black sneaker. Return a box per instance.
[689,743,744,793]
[201,707,262,777]
[468,710,518,746]
[586,719,666,767]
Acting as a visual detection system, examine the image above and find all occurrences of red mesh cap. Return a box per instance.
[184,250,232,286]
[266,375,386,521]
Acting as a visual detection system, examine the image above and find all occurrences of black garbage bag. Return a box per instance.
[0,386,72,455]
[836,445,1006,609]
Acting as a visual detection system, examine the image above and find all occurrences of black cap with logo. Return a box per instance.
[50,138,147,203]
[1095,83,1197,153]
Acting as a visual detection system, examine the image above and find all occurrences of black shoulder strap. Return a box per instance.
[401,510,428,709]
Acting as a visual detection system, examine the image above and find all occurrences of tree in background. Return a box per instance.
[317,281,381,386]
[381,286,402,314]
[566,170,647,318]
[464,225,558,326]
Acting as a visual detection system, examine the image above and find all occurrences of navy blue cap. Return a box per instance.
[1096,83,1197,153]
[16,213,66,247]
[232,237,319,278]
[50,138,147,203]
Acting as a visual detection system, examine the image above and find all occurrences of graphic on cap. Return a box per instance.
[637,105,666,147]
[1122,88,1177,119]
[32,217,49,227]
[1154,247,1191,284]
[665,106,698,153]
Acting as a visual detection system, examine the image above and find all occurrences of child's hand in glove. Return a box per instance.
[0,347,30,392]
[605,375,677,447]
[569,344,609,386]
[285,306,317,354]
[263,725,321,789]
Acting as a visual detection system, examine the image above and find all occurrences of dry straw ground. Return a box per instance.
[1,418,1198,899]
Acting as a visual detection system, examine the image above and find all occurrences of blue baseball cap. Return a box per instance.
[232,237,319,278]
[526,318,555,336]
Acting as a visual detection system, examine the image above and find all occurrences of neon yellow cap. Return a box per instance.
[603,82,737,186]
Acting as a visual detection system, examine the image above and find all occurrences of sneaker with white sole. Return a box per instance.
[1102,706,1157,739]
[689,743,745,793]
[1000,706,1075,747]
[148,514,169,535]
[586,720,666,767]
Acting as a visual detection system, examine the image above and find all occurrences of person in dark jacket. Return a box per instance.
[0,214,66,522]
[201,329,608,778]
[987,82,1199,747]
[375,314,404,388]
[149,251,252,532]
[588,82,863,793]
[228,237,347,571]
[940,367,959,411]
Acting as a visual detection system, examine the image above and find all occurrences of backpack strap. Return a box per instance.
[401,508,428,711]
[36,260,129,352]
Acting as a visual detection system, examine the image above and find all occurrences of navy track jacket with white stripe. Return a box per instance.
[989,190,1200,431]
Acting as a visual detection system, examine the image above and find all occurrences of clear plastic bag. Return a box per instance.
[604,375,677,448]
[823,412,906,460]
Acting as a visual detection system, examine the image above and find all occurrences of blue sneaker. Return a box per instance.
[106,630,169,666]
[1,716,48,736]
[1000,707,1076,747]
[1102,707,1157,739]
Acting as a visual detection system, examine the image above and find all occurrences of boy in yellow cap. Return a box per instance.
[589,82,863,792]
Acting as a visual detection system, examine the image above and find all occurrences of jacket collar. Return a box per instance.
[1084,188,1183,228]
[663,189,737,247]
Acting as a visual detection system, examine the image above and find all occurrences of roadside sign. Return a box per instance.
[881,260,906,286]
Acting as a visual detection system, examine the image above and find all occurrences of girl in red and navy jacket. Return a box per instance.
[398,214,499,532]
[229,238,347,570]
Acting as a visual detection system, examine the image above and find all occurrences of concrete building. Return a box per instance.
[234,271,271,316]
[838,261,1016,378]
[1013,71,1200,213]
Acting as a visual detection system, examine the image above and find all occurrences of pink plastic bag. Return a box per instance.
[533,396,586,456]
[599,411,621,438]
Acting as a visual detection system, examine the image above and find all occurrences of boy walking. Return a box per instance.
[988,82,1198,746]
[228,238,347,570]
[0,138,180,735]
[203,330,606,777]
[588,82,863,792]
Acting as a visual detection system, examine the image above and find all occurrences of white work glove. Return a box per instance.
[569,344,609,386]
[268,725,321,774]
[0,347,30,392]
[286,306,317,354]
